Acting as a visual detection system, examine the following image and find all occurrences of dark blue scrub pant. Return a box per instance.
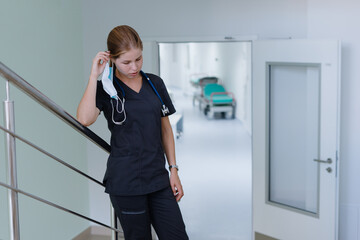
[110,186,189,240]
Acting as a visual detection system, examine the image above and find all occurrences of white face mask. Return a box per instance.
[101,62,117,99]
[101,62,126,125]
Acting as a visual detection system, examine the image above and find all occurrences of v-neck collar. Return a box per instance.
[114,75,143,95]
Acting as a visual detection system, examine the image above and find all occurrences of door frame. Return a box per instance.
[142,35,257,75]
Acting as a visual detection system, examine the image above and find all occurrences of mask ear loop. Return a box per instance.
[111,97,126,125]
[109,61,127,125]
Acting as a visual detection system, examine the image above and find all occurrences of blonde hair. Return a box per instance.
[107,25,143,60]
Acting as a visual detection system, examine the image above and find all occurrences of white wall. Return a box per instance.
[159,43,191,90]
[81,0,306,39]
[0,1,90,239]
[214,42,252,130]
[307,1,360,239]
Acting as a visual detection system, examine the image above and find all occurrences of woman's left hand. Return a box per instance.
[170,170,184,202]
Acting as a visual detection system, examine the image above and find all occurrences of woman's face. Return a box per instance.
[112,47,143,80]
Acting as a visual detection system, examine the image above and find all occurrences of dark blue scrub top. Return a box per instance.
[96,73,176,196]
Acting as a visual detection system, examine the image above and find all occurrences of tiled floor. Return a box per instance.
[172,90,252,240]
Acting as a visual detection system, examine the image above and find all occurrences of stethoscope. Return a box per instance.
[109,68,169,125]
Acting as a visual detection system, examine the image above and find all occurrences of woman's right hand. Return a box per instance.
[77,51,109,126]
[90,51,110,79]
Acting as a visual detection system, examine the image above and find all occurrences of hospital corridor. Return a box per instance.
[170,89,252,240]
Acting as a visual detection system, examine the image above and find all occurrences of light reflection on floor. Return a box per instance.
[172,90,252,240]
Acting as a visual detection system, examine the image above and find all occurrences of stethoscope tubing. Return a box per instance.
[140,71,166,106]
[110,69,169,125]
[112,70,166,107]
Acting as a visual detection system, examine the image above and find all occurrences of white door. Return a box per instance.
[252,40,341,240]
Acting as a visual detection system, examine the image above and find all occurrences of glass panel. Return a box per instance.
[269,64,320,214]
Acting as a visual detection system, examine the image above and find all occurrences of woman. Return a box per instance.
[77,25,188,240]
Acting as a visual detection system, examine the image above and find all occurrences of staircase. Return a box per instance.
[72,226,124,240]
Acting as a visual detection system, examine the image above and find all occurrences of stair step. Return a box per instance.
[72,226,124,240]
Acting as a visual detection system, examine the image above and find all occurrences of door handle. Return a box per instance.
[313,158,332,164]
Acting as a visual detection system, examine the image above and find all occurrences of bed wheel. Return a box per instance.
[204,107,208,115]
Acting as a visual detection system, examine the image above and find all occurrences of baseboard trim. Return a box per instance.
[255,232,278,240]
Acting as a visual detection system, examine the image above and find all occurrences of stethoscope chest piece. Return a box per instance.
[161,105,169,116]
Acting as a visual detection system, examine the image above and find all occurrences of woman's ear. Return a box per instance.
[109,56,117,66]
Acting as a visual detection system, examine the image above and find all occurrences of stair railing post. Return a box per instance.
[4,80,20,240]
[111,205,118,240]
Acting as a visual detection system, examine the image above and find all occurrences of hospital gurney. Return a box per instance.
[192,76,219,106]
[200,83,236,119]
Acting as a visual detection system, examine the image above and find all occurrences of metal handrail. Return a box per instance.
[0,125,104,187]
[0,61,111,153]
[0,61,119,239]
[0,181,121,234]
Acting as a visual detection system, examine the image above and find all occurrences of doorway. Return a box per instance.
[158,41,252,239]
